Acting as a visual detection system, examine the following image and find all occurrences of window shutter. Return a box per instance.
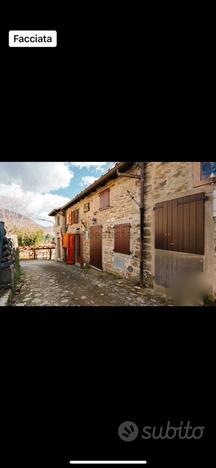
[100,189,110,210]
[155,193,205,255]
[74,210,79,223]
[114,224,131,255]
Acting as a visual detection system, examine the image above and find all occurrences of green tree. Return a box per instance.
[34,230,44,246]
[16,229,45,247]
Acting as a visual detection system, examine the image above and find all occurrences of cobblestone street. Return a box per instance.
[11,260,173,307]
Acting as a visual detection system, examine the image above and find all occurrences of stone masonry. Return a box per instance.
[53,164,142,281]
[143,162,215,295]
[50,162,216,296]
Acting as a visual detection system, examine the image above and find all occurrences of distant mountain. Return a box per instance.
[0,208,54,235]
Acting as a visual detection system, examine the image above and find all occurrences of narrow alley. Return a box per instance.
[12,260,172,307]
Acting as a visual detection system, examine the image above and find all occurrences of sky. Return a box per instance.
[0,162,115,226]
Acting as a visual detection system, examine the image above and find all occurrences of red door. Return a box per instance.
[67,234,75,264]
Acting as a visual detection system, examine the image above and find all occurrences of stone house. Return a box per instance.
[49,161,216,296]
[49,162,141,280]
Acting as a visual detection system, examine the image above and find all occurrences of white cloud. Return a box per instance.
[0,162,74,193]
[0,162,116,227]
[81,176,97,187]
[0,183,70,226]
[69,162,108,171]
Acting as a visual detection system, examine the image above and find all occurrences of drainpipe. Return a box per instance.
[210,173,216,221]
[140,162,145,287]
[0,221,4,268]
[117,162,146,287]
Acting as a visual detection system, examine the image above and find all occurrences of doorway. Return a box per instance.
[154,194,205,287]
[90,225,102,270]
[67,234,75,264]
[75,233,83,265]
[57,238,61,260]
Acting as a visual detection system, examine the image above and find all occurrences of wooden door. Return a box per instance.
[90,226,102,270]
[77,233,84,266]
[155,193,205,255]
[155,194,205,287]
[67,233,75,264]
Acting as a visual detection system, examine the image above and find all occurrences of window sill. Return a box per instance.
[99,206,112,211]
[113,251,131,256]
[193,178,212,188]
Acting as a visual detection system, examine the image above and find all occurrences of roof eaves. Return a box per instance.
[49,161,134,215]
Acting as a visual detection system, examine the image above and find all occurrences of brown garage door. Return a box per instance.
[90,225,102,270]
[155,193,205,255]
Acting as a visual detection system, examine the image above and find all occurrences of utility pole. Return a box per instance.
[140,162,145,287]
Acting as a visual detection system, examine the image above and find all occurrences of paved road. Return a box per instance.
[12,260,171,307]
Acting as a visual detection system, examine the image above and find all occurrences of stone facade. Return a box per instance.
[65,164,141,280]
[49,162,216,295]
[143,162,216,295]
[53,213,66,262]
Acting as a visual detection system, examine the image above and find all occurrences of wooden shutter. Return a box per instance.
[74,210,79,224]
[155,193,205,255]
[114,224,131,255]
[100,189,110,210]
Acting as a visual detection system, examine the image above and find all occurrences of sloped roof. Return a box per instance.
[48,161,134,216]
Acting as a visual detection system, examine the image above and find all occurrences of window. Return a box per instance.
[114,224,131,255]
[74,209,79,223]
[193,161,216,187]
[100,188,110,210]
[57,215,60,226]
[84,202,90,213]
[68,211,73,225]
[201,162,216,180]
[155,194,205,255]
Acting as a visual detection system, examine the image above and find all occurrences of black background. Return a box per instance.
[2,3,215,467]
[1,307,215,467]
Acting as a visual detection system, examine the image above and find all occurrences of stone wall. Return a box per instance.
[53,214,66,261]
[144,162,215,293]
[52,162,216,294]
[64,165,141,280]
